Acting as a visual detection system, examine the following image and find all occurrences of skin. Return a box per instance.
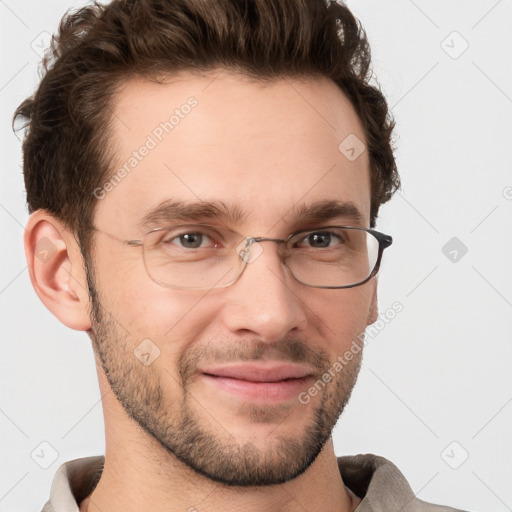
[25,69,379,512]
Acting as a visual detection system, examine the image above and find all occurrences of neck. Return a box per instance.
[81,437,360,512]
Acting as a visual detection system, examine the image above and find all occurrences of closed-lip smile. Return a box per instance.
[199,363,316,401]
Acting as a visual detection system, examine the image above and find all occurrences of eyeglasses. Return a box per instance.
[92,223,392,290]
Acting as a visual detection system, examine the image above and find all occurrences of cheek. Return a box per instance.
[308,287,373,348]
[110,279,217,358]
[92,246,216,361]
[93,244,171,328]
[121,288,197,333]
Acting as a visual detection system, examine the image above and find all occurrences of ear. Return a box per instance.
[24,210,92,331]
[366,278,378,326]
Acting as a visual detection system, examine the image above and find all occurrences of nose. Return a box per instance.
[219,238,308,343]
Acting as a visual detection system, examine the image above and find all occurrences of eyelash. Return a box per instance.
[162,228,345,250]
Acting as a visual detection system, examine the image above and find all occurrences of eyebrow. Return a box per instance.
[138,198,365,232]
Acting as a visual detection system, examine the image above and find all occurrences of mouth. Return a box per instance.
[199,363,316,402]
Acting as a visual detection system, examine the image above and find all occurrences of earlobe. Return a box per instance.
[24,211,92,331]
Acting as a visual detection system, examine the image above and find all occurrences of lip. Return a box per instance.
[200,363,315,382]
[199,363,316,402]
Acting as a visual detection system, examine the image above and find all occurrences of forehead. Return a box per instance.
[96,70,371,234]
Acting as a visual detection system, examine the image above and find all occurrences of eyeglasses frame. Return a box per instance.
[92,224,393,290]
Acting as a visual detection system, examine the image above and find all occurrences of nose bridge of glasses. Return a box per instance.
[237,236,287,264]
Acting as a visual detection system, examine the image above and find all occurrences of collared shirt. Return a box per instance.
[41,453,468,512]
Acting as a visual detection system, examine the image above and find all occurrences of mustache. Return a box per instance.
[178,338,331,385]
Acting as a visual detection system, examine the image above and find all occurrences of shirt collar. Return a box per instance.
[43,453,415,512]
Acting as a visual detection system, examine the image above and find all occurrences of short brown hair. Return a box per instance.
[13,0,400,258]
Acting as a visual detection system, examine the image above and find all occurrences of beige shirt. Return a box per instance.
[41,453,468,512]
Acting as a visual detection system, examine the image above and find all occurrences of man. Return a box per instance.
[14,0,467,510]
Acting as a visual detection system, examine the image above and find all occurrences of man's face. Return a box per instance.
[87,70,377,486]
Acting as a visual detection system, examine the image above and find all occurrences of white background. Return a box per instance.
[1,1,511,511]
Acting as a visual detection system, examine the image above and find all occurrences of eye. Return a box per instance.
[162,229,223,250]
[295,230,346,249]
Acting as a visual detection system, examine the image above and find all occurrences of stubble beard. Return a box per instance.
[85,260,363,487]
